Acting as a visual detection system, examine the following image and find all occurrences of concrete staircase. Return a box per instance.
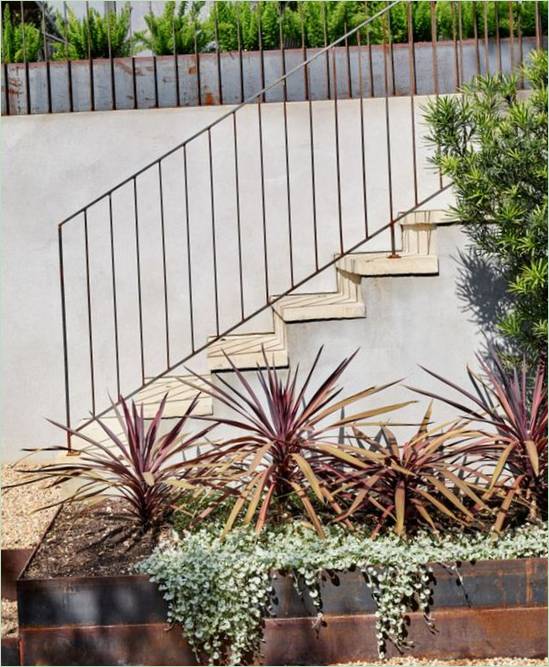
[75,210,446,444]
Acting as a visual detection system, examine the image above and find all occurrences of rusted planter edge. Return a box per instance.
[1,549,34,601]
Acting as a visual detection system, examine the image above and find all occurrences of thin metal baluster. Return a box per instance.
[386,1,396,96]
[451,1,459,89]
[19,0,30,114]
[457,1,464,86]
[483,2,490,75]
[183,146,195,352]
[173,0,181,106]
[129,4,137,108]
[408,1,418,206]
[3,63,9,116]
[232,115,245,320]
[357,28,369,238]
[258,2,265,102]
[83,210,96,415]
[279,3,293,285]
[365,1,374,96]
[535,0,542,51]
[323,1,330,98]
[58,226,72,452]
[430,1,439,95]
[85,1,95,111]
[207,130,220,336]
[63,2,73,112]
[495,1,502,74]
[214,2,222,104]
[383,11,396,257]
[344,21,352,98]
[149,1,159,107]
[41,1,52,113]
[508,1,514,72]
[305,54,319,270]
[257,98,270,301]
[106,1,116,110]
[158,162,170,368]
[108,193,121,397]
[133,177,145,384]
[472,1,481,76]
[332,48,344,254]
[194,17,201,105]
[237,2,244,103]
[518,2,524,84]
[300,3,308,100]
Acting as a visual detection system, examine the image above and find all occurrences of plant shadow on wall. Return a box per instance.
[424,49,548,363]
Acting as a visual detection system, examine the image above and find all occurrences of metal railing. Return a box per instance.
[2,0,545,114]
[54,0,543,451]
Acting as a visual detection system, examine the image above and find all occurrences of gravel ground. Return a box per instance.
[1,464,63,548]
[1,599,18,637]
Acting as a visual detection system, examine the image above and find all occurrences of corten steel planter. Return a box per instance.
[1,635,20,666]
[17,538,548,667]
[2,549,34,601]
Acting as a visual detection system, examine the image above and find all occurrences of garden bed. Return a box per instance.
[15,503,549,666]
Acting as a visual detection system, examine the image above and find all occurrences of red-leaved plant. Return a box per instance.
[331,404,488,536]
[16,394,213,533]
[410,353,548,530]
[183,348,413,536]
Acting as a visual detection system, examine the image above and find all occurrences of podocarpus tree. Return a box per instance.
[424,51,548,361]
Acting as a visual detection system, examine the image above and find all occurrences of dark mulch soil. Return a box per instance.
[24,500,168,579]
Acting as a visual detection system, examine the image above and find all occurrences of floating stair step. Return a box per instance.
[208,315,287,371]
[135,375,212,418]
[337,252,438,276]
[273,270,365,322]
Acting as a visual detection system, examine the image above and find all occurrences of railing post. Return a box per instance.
[58,226,72,453]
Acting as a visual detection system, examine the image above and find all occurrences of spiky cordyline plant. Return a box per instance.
[16,394,213,534]
[411,353,548,531]
[332,403,488,537]
[183,348,413,537]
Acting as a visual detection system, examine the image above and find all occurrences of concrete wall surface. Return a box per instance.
[1,95,489,461]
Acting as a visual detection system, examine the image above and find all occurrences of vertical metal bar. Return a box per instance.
[383,11,396,257]
[386,1,396,96]
[214,2,223,104]
[472,1,481,76]
[129,4,137,109]
[357,29,368,238]
[332,48,344,254]
[451,1,460,89]
[3,63,10,116]
[207,129,220,336]
[58,226,72,451]
[63,2,74,112]
[133,177,145,384]
[85,1,95,111]
[149,1,159,107]
[322,1,331,99]
[232,115,245,320]
[256,98,270,301]
[106,1,116,110]
[41,1,52,113]
[535,0,542,50]
[300,3,309,100]
[344,21,352,98]
[483,1,490,75]
[508,2,515,71]
[237,2,244,103]
[108,193,121,397]
[158,162,170,368]
[408,1,418,207]
[430,1,439,95]
[457,1,464,86]
[305,57,319,270]
[517,2,524,84]
[258,2,265,102]
[19,0,31,114]
[173,0,181,106]
[83,210,96,415]
[365,1,374,97]
[494,1,502,74]
[194,18,201,105]
[279,2,287,103]
[182,146,195,352]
